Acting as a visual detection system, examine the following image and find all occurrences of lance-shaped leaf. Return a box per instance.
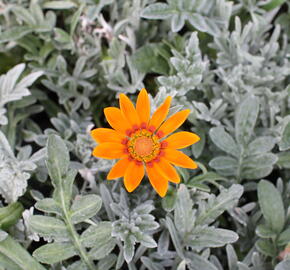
[81,222,112,248]
[235,96,259,146]
[209,127,239,157]
[258,180,285,233]
[29,215,69,239]
[188,227,239,248]
[46,134,69,185]
[0,235,46,270]
[71,194,102,224]
[33,242,77,264]
[0,202,24,230]
[196,184,243,225]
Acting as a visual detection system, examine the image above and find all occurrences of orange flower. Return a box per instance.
[91,89,200,197]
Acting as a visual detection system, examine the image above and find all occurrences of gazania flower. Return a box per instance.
[91,89,200,197]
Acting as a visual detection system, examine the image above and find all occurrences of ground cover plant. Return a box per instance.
[0,0,290,269]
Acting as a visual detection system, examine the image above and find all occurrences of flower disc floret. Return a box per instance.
[127,129,160,162]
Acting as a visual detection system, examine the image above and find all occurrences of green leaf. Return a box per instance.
[209,156,238,176]
[261,0,286,10]
[277,152,290,169]
[277,228,290,246]
[81,222,112,248]
[255,224,276,239]
[209,127,239,157]
[235,96,259,146]
[139,234,157,248]
[43,1,77,9]
[162,190,177,212]
[247,136,276,155]
[0,235,46,270]
[29,215,69,239]
[141,3,174,19]
[189,227,238,248]
[191,128,205,158]
[187,253,218,270]
[195,184,244,225]
[70,4,84,36]
[279,122,290,151]
[97,254,117,270]
[242,153,277,180]
[255,239,276,257]
[0,27,33,44]
[174,184,196,235]
[131,44,169,75]
[0,202,24,230]
[71,195,102,224]
[89,238,116,260]
[257,180,285,233]
[165,216,184,259]
[123,235,134,263]
[35,198,62,215]
[54,28,72,44]
[46,134,69,185]
[33,242,76,264]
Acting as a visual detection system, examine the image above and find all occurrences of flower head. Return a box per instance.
[91,89,200,197]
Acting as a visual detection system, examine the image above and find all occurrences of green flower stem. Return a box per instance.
[63,211,95,270]
[58,180,95,270]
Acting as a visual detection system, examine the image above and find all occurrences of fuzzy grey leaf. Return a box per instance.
[258,180,285,233]
[235,96,259,146]
[141,3,174,19]
[33,242,76,264]
[209,127,239,157]
[279,122,290,151]
[35,198,62,215]
[187,253,218,270]
[46,134,69,185]
[29,215,69,239]
[81,222,112,248]
[189,227,239,248]
[196,184,244,225]
[71,194,102,224]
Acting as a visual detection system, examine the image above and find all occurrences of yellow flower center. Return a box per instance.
[128,129,160,162]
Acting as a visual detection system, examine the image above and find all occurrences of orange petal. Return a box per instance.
[107,158,131,180]
[104,107,132,134]
[155,159,180,183]
[91,128,125,144]
[146,164,168,197]
[164,131,200,149]
[136,88,150,124]
[149,96,172,130]
[163,149,198,169]
[124,162,144,192]
[157,109,190,138]
[119,93,140,127]
[92,142,125,159]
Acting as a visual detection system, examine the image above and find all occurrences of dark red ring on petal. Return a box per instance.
[161,141,168,148]
[146,161,153,168]
[140,122,147,129]
[148,125,156,133]
[132,124,139,131]
[156,130,164,138]
[121,138,129,145]
[153,157,160,163]
[126,129,132,136]
[135,160,143,166]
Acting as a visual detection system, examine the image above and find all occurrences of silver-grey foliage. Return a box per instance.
[0,0,290,269]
